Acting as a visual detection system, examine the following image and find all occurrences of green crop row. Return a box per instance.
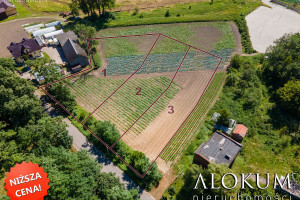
[68,76,181,135]
[160,72,226,161]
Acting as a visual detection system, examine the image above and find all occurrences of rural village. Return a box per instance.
[0,0,299,199]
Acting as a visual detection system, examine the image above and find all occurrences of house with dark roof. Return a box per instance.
[0,0,17,20]
[7,38,42,63]
[193,131,242,168]
[276,177,300,199]
[56,31,89,68]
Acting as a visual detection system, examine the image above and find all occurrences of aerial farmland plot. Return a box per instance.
[44,22,238,176]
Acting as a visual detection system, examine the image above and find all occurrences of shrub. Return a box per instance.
[176,13,181,17]
[233,14,256,54]
[165,10,170,17]
[132,7,139,16]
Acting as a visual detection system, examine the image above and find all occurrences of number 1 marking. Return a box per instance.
[102,69,106,77]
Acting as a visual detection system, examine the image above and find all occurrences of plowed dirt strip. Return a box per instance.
[122,70,214,164]
[160,72,226,162]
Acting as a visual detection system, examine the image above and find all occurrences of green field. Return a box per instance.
[101,22,236,55]
[69,76,180,135]
[160,72,226,162]
[104,0,261,28]
[25,0,70,12]
[99,22,236,75]
[0,0,70,23]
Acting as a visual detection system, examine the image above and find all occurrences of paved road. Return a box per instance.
[38,94,154,200]
[246,0,300,52]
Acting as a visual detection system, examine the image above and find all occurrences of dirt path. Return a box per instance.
[229,22,242,54]
[122,70,214,171]
[91,34,108,77]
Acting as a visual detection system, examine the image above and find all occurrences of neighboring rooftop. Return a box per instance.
[232,124,248,138]
[194,132,242,166]
[0,0,15,10]
[7,38,42,58]
[56,31,88,66]
[277,177,300,199]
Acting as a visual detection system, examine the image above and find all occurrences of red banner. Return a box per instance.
[4,161,50,200]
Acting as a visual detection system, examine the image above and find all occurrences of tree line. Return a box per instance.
[0,60,139,199]
[69,0,115,17]
[28,45,163,190]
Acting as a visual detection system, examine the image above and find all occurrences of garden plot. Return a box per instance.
[46,22,237,175]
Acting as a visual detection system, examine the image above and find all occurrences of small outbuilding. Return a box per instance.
[232,124,248,142]
[34,72,45,85]
[193,131,242,168]
[0,0,17,20]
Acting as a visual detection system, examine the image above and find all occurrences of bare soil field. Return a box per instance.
[0,18,56,57]
[121,70,215,171]
[114,0,209,11]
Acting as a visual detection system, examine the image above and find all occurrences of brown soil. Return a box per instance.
[114,0,209,12]
[122,70,215,172]
[127,34,160,54]
[0,17,58,58]
[191,25,222,51]
[149,167,177,199]
[229,21,243,54]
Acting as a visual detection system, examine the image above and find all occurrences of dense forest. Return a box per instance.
[0,62,139,199]
[163,33,300,199]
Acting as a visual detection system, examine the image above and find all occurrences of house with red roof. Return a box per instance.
[7,38,42,63]
[232,124,248,142]
[0,0,17,20]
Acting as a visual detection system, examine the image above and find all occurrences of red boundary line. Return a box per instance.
[41,33,222,178]
[82,33,161,123]
[111,46,191,148]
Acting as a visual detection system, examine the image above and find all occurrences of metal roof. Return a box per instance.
[32,27,56,37]
[195,132,242,166]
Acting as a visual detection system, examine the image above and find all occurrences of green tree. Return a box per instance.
[277,80,300,117]
[263,33,300,89]
[74,24,99,50]
[46,82,76,111]
[0,58,16,71]
[33,64,62,84]
[69,1,80,16]
[217,108,230,126]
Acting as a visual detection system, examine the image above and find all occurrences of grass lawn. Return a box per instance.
[1,1,36,22]
[104,0,261,28]
[0,0,69,23]
[25,1,70,13]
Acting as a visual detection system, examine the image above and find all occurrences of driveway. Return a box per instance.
[0,17,59,57]
[43,46,67,64]
[246,0,300,52]
[37,94,154,200]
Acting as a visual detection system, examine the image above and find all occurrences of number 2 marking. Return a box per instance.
[136,87,142,95]
[168,106,174,114]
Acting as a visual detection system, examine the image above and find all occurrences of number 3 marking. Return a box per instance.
[168,106,174,114]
